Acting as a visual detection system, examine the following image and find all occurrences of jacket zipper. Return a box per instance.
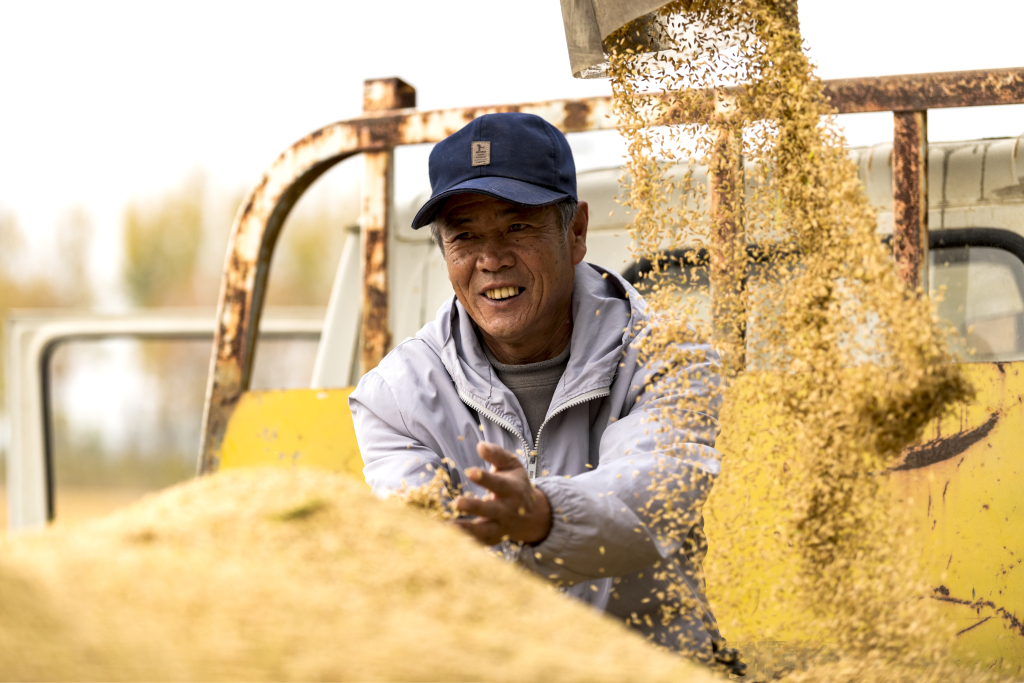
[459,387,611,480]
[457,389,531,461]
[529,388,610,479]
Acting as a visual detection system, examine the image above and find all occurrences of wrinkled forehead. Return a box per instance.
[438,194,555,230]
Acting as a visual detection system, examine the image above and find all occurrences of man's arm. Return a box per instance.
[519,343,721,584]
[353,373,557,549]
[349,370,451,499]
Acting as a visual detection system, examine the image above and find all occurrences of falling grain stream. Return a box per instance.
[607,1,1010,680]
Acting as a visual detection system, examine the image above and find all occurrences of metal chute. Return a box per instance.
[559,0,674,78]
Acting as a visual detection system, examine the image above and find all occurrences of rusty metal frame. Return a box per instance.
[198,67,1024,474]
[708,91,747,374]
[893,110,929,290]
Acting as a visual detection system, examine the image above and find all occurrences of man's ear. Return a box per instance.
[570,201,589,265]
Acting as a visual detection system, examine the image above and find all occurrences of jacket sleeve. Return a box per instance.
[348,370,452,501]
[518,342,721,585]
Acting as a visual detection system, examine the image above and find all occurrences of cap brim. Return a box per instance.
[411,177,572,229]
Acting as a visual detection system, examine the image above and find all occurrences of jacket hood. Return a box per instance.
[414,262,649,443]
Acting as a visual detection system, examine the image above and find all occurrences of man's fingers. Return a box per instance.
[465,466,517,497]
[452,517,503,545]
[477,441,523,472]
[452,442,534,547]
[454,494,505,520]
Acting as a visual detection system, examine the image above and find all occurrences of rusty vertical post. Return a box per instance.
[892,110,929,291]
[360,150,392,374]
[708,91,747,374]
[359,78,416,373]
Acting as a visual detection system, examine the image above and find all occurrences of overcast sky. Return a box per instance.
[1,0,1021,304]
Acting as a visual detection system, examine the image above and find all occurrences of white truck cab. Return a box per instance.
[311,133,1024,388]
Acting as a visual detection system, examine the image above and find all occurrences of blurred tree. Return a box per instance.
[265,202,347,306]
[119,171,346,307]
[52,205,95,306]
[122,172,205,306]
[0,207,24,274]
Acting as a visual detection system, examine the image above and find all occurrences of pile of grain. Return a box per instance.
[0,468,713,682]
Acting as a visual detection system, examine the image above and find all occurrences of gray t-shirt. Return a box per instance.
[483,342,571,443]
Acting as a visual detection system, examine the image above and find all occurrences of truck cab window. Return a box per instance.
[930,246,1024,362]
[629,242,1024,366]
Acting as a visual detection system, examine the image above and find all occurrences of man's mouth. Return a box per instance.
[484,287,523,301]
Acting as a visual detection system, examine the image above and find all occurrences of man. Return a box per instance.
[349,112,727,661]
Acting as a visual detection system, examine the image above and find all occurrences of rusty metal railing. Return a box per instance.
[198,67,1024,475]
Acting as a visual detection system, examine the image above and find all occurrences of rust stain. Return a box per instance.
[892,412,999,471]
[824,67,1024,113]
[708,91,747,374]
[361,226,391,372]
[563,101,592,131]
[364,77,416,112]
[363,115,405,149]
[892,110,928,290]
[360,143,392,373]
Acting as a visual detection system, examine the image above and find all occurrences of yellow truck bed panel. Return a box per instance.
[218,388,364,480]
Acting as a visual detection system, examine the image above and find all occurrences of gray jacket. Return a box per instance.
[349,262,724,655]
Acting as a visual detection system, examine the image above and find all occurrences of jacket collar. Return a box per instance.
[420,262,648,439]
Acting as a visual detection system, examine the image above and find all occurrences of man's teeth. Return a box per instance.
[485,287,520,300]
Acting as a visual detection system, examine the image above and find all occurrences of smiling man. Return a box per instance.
[349,113,732,664]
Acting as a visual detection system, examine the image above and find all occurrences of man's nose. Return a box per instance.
[476,238,516,272]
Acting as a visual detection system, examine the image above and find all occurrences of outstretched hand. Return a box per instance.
[453,442,552,546]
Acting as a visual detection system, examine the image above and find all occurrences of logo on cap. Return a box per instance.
[471,141,491,167]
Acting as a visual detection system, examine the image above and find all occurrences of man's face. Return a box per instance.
[437,194,588,352]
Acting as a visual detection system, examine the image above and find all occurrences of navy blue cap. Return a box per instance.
[411,112,577,229]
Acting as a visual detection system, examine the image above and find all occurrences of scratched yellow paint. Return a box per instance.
[889,361,1024,669]
[217,388,365,481]
[710,361,1024,672]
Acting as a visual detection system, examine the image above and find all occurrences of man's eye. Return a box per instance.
[508,223,528,233]
[453,232,473,241]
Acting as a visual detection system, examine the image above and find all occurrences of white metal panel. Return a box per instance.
[390,241,435,344]
[983,137,1022,200]
[856,143,895,214]
[944,143,987,206]
[578,167,629,232]
[6,318,48,531]
[311,227,362,388]
[423,245,455,327]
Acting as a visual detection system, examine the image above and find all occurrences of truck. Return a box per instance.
[6,67,1023,672]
